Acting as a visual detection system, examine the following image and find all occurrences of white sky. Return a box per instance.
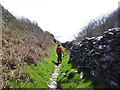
[0,0,119,42]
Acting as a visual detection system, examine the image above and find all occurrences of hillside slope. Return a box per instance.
[1,5,55,88]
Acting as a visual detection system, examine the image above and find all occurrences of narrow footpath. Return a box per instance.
[48,64,61,88]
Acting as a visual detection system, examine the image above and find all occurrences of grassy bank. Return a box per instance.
[8,45,57,88]
[8,45,95,88]
[57,48,94,88]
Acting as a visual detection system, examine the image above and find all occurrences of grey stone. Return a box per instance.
[63,28,120,88]
[90,70,101,77]
[100,55,115,62]
[62,73,67,77]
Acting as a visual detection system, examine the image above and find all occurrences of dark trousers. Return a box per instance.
[57,53,62,63]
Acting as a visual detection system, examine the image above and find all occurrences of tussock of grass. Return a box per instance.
[8,45,57,88]
[57,47,94,88]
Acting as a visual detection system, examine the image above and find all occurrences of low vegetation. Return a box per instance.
[1,6,55,88]
[7,46,57,88]
[2,4,118,89]
[57,48,94,88]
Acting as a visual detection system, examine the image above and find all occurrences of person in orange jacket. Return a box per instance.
[56,44,64,64]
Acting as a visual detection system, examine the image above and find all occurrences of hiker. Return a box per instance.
[56,44,64,64]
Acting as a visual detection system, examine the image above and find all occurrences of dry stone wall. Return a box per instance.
[62,28,120,88]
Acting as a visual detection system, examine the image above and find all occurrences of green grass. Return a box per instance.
[8,45,58,88]
[8,45,96,88]
[57,47,94,89]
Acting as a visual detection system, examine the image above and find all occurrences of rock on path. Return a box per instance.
[48,64,61,88]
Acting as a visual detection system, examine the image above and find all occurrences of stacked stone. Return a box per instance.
[66,28,120,88]
[62,41,75,50]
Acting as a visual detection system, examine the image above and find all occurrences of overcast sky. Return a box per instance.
[0,0,119,42]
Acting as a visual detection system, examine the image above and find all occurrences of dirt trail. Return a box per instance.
[48,64,61,88]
